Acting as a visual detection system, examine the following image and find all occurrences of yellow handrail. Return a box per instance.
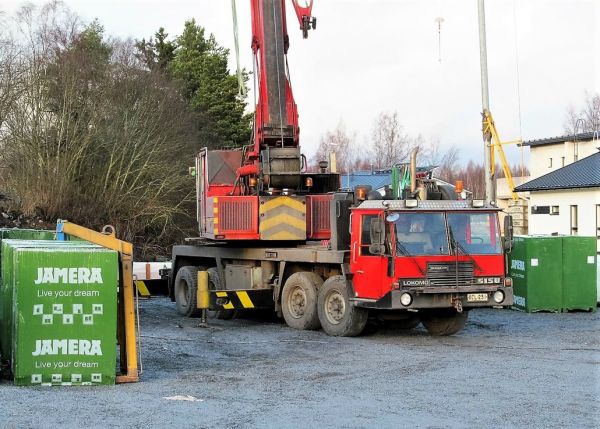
[56,220,139,383]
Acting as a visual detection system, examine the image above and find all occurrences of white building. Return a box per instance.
[515,132,600,252]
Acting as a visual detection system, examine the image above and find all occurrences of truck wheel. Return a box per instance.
[207,267,235,320]
[421,309,468,336]
[317,276,368,337]
[174,266,201,317]
[281,272,322,330]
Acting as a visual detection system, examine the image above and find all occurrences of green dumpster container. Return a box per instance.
[509,236,563,312]
[1,240,101,361]
[0,228,55,240]
[562,236,597,312]
[0,229,55,269]
[1,240,118,385]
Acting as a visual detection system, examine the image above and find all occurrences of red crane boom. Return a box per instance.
[241,0,316,178]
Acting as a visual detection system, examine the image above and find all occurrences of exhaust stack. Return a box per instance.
[410,148,419,193]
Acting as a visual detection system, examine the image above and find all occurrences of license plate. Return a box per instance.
[467,293,488,302]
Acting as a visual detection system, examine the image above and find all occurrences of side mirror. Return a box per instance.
[386,213,400,223]
[369,218,386,255]
[503,215,513,253]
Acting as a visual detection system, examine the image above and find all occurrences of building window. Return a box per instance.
[531,205,550,215]
[551,206,559,215]
[548,158,552,168]
[561,156,565,167]
[570,205,578,235]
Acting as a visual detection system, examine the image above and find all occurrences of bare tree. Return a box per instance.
[370,111,416,169]
[434,145,460,183]
[313,121,357,173]
[563,92,600,134]
[0,2,199,258]
[0,16,22,132]
[496,163,530,179]
[461,161,485,199]
[418,136,442,167]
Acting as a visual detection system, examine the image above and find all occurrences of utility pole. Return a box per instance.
[478,0,495,203]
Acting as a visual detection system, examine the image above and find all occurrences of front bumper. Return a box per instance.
[353,286,513,310]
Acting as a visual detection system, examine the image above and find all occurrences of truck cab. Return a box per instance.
[347,199,513,334]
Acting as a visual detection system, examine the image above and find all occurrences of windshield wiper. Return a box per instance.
[395,241,410,256]
[448,225,482,272]
[395,240,425,275]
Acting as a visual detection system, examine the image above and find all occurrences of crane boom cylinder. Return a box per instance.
[262,0,288,133]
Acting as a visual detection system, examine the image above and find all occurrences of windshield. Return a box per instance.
[447,212,501,255]
[394,213,448,256]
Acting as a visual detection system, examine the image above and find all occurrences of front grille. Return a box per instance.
[427,261,474,286]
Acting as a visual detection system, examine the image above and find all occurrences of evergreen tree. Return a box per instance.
[137,20,251,148]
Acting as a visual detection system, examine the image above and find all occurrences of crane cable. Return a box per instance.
[512,0,525,182]
[231,0,247,96]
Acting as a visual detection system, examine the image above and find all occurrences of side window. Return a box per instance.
[360,215,380,256]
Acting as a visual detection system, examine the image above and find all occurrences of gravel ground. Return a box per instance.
[1,298,599,428]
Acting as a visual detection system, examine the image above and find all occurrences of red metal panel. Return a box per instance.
[349,210,386,298]
[207,185,236,197]
[306,195,332,240]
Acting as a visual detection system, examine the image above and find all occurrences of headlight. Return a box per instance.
[493,290,505,303]
[400,292,413,306]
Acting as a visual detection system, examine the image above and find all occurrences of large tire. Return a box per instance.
[207,268,235,320]
[317,276,368,337]
[281,272,323,330]
[421,309,468,336]
[174,266,201,317]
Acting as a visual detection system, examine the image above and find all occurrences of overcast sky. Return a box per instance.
[2,0,599,167]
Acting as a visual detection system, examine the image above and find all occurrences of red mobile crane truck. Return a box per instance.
[167,0,513,336]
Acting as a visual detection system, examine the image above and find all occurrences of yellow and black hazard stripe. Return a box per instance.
[259,196,306,240]
[134,280,151,297]
[211,289,274,310]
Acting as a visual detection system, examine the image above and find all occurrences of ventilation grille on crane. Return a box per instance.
[307,195,332,239]
[219,200,255,232]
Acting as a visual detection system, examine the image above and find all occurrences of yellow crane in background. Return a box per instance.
[482,109,520,201]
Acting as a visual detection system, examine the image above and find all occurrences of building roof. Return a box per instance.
[514,151,600,192]
[340,170,392,190]
[340,167,472,195]
[340,166,435,191]
[521,131,599,147]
